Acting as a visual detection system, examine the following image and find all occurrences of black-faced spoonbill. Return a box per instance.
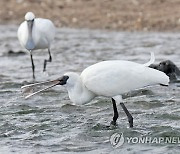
[18,12,55,79]
[21,53,169,128]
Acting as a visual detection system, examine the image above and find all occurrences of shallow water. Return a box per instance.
[0,25,180,154]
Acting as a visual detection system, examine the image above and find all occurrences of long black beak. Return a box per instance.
[21,76,69,99]
[21,79,60,99]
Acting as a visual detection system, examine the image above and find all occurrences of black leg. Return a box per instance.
[120,103,133,128]
[30,52,35,79]
[110,98,119,126]
[43,48,52,72]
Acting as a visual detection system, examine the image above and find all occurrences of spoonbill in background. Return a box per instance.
[18,12,55,79]
[21,53,169,128]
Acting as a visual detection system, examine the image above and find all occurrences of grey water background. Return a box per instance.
[0,25,180,154]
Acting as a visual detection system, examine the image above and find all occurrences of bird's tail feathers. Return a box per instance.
[143,52,155,67]
[158,71,170,86]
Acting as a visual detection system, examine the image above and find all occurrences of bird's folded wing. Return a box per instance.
[81,61,168,97]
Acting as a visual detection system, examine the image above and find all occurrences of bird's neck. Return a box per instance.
[66,79,96,105]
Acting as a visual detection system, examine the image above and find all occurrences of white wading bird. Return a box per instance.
[21,53,169,127]
[18,12,55,79]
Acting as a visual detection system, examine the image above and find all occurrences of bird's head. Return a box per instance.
[57,72,80,88]
[25,12,35,21]
[57,75,69,85]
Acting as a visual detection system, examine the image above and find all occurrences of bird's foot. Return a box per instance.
[110,120,118,126]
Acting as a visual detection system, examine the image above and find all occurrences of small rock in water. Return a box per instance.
[6,50,26,56]
[149,60,180,82]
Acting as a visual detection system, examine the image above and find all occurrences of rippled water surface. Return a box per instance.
[0,25,180,154]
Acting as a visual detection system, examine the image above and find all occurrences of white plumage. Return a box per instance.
[17,12,55,78]
[18,17,55,50]
[81,60,169,98]
[22,53,169,127]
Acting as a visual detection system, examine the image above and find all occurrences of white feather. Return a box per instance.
[81,60,169,97]
[143,52,155,67]
[17,16,55,50]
